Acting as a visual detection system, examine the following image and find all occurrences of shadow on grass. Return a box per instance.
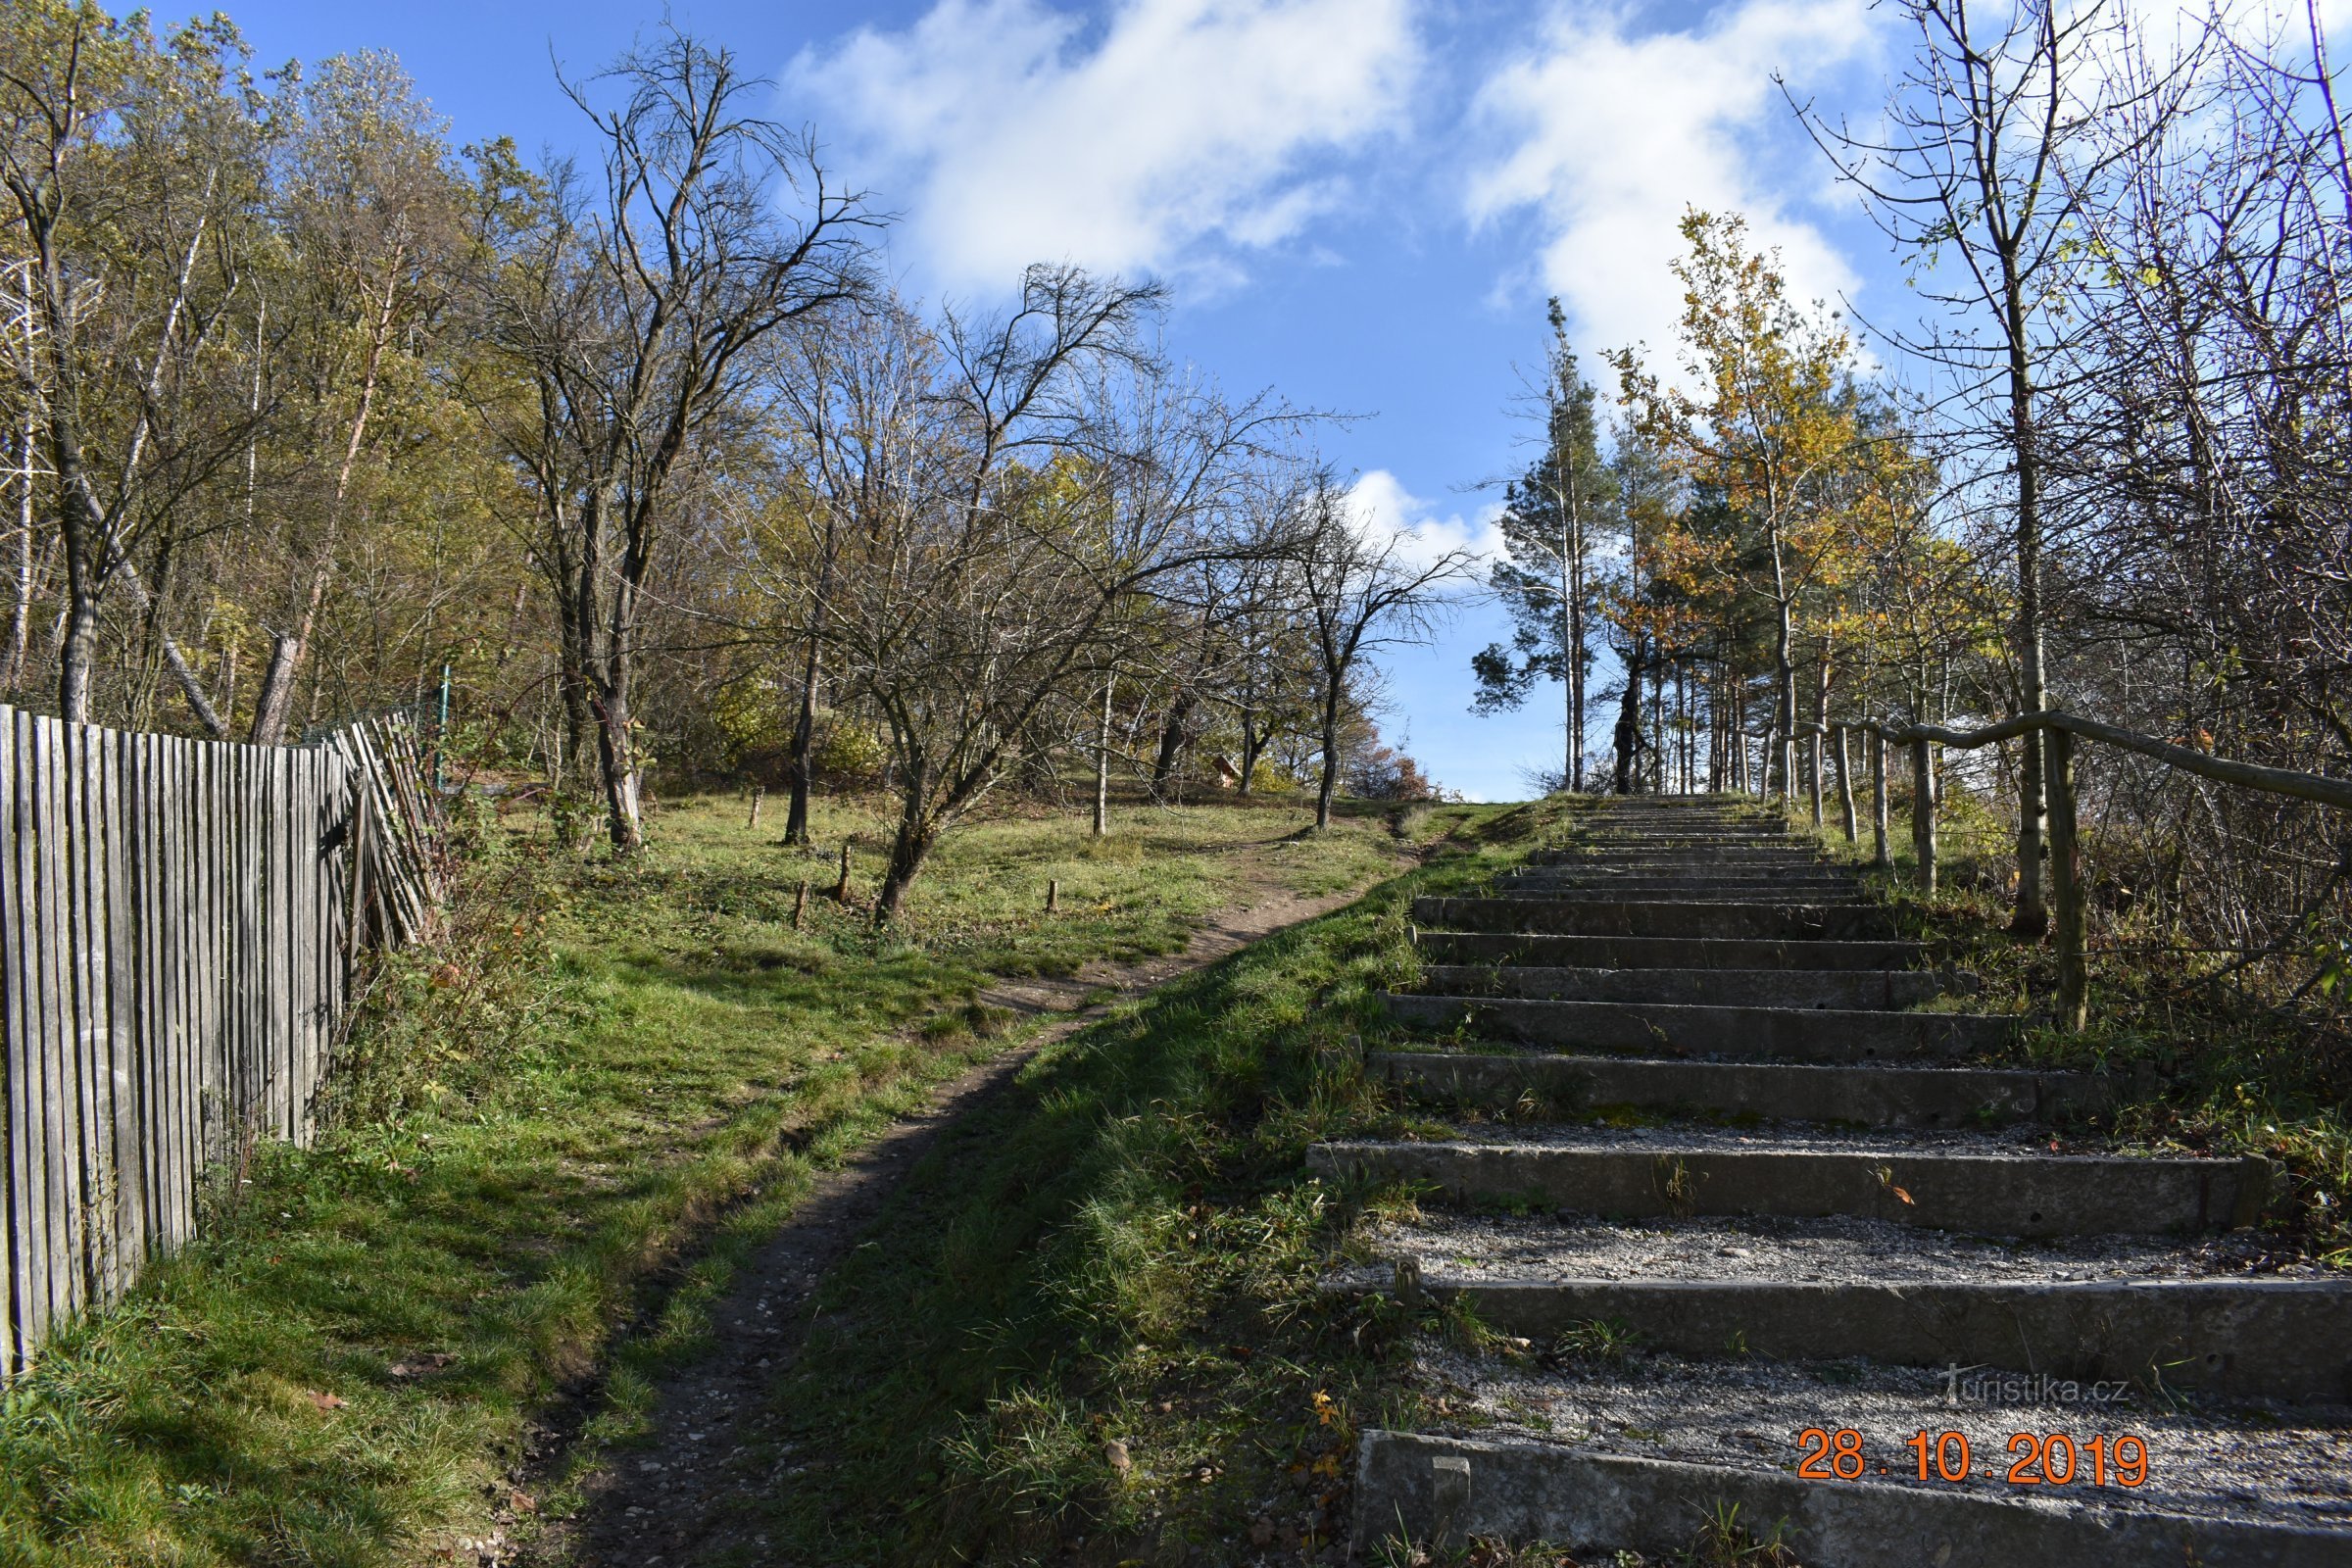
[736,829,1530,1565]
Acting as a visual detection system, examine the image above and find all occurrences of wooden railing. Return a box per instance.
[1802,710,2350,1033]
[0,708,443,1377]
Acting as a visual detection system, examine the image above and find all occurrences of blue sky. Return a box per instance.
[220,0,1924,801]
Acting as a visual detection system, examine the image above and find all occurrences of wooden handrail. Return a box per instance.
[1816,710,2352,812]
[1792,709,2348,1033]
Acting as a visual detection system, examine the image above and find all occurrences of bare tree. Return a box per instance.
[1790,0,2169,934]
[490,26,872,850]
[1294,471,1477,830]
[784,270,1305,916]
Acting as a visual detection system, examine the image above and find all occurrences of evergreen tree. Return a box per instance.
[1470,298,1615,791]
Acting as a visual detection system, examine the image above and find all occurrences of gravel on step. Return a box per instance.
[1409,1342,2352,1530]
[1350,1210,2329,1285]
[1395,1119,2074,1156]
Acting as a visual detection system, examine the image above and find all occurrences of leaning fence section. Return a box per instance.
[0,707,441,1377]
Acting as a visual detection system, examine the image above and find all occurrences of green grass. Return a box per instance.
[0,788,1408,1568]
[705,798,1568,1564]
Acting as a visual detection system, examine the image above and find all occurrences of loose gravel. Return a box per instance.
[1351,1209,2328,1286]
[1411,1343,2352,1530]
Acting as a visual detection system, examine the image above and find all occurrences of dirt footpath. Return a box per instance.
[523,847,1396,1567]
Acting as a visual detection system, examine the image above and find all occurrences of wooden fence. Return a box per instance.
[0,706,443,1377]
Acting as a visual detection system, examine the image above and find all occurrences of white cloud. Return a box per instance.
[1346,468,1505,572]
[1464,0,1880,368]
[786,0,1419,291]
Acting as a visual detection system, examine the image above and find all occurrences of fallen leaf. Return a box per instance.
[509,1490,537,1514]
[1102,1439,1132,1477]
[1891,1186,1915,1205]
[304,1390,347,1411]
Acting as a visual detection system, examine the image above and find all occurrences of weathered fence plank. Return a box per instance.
[0,711,20,1372]
[0,706,440,1377]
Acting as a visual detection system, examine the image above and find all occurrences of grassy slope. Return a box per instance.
[0,790,1399,1568]
[746,791,2344,1566]
[728,799,1557,1565]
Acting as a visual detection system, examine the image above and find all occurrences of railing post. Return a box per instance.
[1910,735,1936,894]
[1808,730,1825,827]
[1835,724,1857,844]
[1870,729,1890,870]
[2046,725,2086,1031]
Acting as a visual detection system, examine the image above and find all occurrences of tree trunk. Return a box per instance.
[248,261,400,746]
[2004,245,2050,938]
[1870,729,1890,869]
[55,584,96,722]
[785,625,820,846]
[1315,696,1341,830]
[1151,692,1193,796]
[2046,727,2085,1029]
[1612,636,1644,794]
[877,765,934,920]
[1836,725,1857,844]
[786,536,834,846]
[247,632,300,741]
[5,415,31,693]
[1767,514,1796,802]
[594,674,642,853]
[1093,673,1113,836]
[1911,737,1937,894]
[1237,710,1262,798]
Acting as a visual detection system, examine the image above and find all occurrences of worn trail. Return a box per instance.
[527,842,1396,1567]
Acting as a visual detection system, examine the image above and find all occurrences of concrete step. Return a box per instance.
[1374,1049,2098,1126]
[1411,896,1897,941]
[1515,859,1857,874]
[1512,864,1853,882]
[1350,1274,2352,1402]
[1414,964,1963,1009]
[1557,832,1795,847]
[1514,858,1849,876]
[1384,994,2018,1062]
[1305,1131,2273,1236]
[1490,883,1868,905]
[1350,1429,2352,1566]
[1410,931,1931,971]
[1531,848,1830,865]
[1333,1208,2346,1400]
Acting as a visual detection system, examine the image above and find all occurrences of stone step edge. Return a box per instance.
[1409,933,1934,972]
[1320,1275,2352,1402]
[1387,993,2019,1029]
[1413,963,1977,1000]
[1371,1049,2110,1126]
[1304,1142,2275,1237]
[1348,1430,2352,1567]
[1383,994,2017,1066]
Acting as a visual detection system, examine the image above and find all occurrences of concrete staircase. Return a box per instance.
[1321,798,2352,1565]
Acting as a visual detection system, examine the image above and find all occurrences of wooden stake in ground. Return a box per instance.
[792,879,808,930]
[1046,877,1058,913]
[831,842,852,901]
[747,785,763,829]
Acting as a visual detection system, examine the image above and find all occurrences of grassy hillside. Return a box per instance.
[0,791,1405,1568]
